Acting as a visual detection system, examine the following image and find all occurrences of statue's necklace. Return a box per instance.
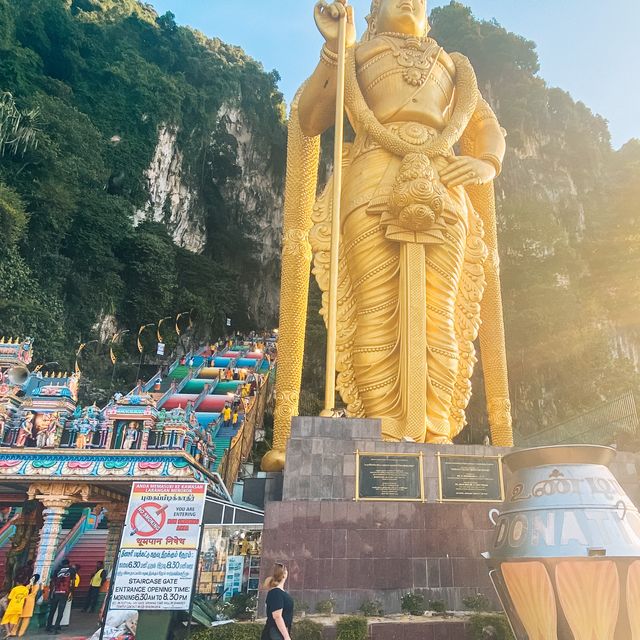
[379,34,440,87]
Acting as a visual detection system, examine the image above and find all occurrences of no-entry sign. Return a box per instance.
[110,482,207,611]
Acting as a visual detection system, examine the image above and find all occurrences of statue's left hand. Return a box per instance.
[439,156,496,189]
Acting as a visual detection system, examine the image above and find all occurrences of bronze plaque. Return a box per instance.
[356,451,424,501]
[437,454,504,502]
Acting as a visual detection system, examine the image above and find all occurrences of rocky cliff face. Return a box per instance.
[134,125,205,253]
[217,105,284,325]
[132,108,284,327]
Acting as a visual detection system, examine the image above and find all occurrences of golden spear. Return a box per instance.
[321,2,349,417]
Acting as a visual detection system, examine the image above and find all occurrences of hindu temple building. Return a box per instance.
[0,336,273,618]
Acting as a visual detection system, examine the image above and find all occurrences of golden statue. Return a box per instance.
[263,0,513,472]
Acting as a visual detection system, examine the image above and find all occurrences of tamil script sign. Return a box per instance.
[223,556,244,600]
[110,482,207,611]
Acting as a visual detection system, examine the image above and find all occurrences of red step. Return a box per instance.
[198,396,227,412]
[65,529,108,604]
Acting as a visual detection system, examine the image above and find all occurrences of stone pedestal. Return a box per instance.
[260,417,510,614]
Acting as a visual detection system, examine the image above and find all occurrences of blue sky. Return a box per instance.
[148,0,639,148]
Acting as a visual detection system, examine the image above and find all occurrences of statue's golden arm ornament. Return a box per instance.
[261,88,320,472]
[461,98,513,446]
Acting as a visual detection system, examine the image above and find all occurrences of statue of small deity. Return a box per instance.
[267,0,514,470]
[75,417,93,449]
[46,412,62,447]
[68,372,80,401]
[14,412,34,448]
[0,409,8,442]
[122,421,139,450]
[35,414,51,448]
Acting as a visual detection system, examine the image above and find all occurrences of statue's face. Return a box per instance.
[376,0,427,36]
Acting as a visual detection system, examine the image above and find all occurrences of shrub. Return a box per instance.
[227,593,258,620]
[427,600,446,615]
[293,600,311,617]
[359,599,383,617]
[192,622,263,640]
[292,618,323,640]
[315,598,335,616]
[462,593,492,612]
[469,614,515,640]
[336,616,368,640]
[400,592,425,616]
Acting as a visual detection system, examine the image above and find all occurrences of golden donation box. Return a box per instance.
[484,445,640,640]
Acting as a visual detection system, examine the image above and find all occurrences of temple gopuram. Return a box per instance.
[0,336,272,612]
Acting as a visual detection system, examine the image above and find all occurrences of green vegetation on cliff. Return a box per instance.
[0,0,285,364]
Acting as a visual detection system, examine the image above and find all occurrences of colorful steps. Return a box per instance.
[161,393,199,410]
[169,365,190,380]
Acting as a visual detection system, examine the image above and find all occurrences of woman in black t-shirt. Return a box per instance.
[262,563,293,640]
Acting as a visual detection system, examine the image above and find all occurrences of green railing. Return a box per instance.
[218,370,271,491]
[518,391,639,447]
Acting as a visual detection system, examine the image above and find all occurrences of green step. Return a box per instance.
[182,379,210,394]
[169,365,189,379]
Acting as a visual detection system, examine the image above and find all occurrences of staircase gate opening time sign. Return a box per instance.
[110,482,207,611]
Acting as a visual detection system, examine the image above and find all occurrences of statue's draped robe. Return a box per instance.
[311,135,487,442]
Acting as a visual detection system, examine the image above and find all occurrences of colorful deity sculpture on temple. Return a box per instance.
[34,412,61,448]
[122,421,139,450]
[0,408,8,442]
[14,412,34,447]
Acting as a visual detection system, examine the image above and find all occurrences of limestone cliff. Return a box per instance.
[217,105,284,325]
[134,125,204,253]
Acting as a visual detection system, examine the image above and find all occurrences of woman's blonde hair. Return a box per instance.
[263,562,287,589]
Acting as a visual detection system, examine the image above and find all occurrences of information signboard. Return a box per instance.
[355,451,424,501]
[437,454,504,502]
[223,556,245,600]
[110,482,207,611]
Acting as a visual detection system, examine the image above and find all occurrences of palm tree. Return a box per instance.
[0,92,40,157]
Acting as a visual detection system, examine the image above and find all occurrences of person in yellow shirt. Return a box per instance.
[2,579,29,636]
[82,561,105,613]
[223,405,232,428]
[232,411,239,428]
[16,575,40,637]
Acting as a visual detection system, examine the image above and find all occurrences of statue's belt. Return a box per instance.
[346,122,461,244]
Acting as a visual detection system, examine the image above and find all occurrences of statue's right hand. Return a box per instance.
[314,0,356,52]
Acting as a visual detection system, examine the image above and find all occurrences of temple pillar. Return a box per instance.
[106,419,116,449]
[28,484,90,583]
[104,502,128,574]
[32,500,71,583]
[141,420,153,450]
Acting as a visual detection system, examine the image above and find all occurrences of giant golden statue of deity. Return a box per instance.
[263,0,513,472]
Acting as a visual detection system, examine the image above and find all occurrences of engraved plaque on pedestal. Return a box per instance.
[355,450,424,501]
[437,453,504,502]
